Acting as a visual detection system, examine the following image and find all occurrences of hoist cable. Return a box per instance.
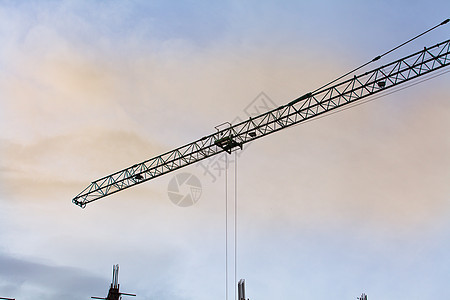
[225,154,228,300]
[234,151,238,300]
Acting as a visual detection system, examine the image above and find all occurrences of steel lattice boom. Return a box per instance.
[73,38,450,208]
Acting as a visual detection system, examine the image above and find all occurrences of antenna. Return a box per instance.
[238,279,248,300]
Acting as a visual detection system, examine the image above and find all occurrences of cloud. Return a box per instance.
[0,253,105,300]
[1,0,362,143]
[0,128,166,202]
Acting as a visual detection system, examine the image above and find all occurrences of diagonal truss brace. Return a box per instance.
[73,39,450,208]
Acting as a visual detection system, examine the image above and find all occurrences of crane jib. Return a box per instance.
[72,38,450,208]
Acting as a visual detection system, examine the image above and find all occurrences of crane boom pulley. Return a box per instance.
[73,38,450,208]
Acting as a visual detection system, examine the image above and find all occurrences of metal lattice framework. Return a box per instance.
[91,265,136,300]
[73,38,450,208]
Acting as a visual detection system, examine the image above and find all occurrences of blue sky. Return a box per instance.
[0,1,449,300]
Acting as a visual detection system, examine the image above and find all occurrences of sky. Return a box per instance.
[0,1,449,300]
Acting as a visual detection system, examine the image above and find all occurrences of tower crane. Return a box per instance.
[73,21,450,208]
[91,265,136,300]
